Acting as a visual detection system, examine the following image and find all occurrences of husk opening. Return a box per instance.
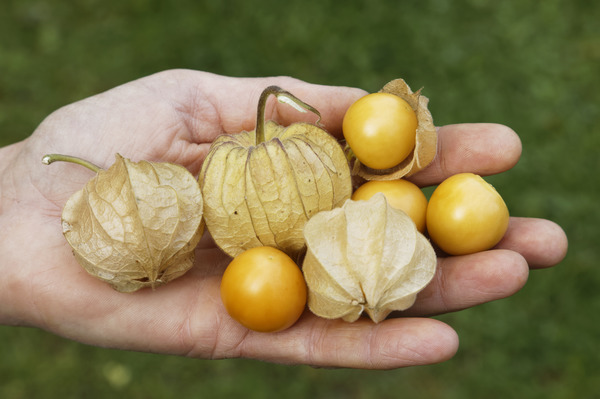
[351,78,437,182]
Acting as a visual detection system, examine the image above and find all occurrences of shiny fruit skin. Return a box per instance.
[342,93,418,170]
[426,173,509,255]
[352,179,428,232]
[220,246,307,332]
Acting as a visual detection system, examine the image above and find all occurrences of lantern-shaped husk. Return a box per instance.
[61,154,204,293]
[200,120,352,259]
[302,193,437,323]
[199,86,352,259]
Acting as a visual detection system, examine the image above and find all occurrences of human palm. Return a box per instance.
[0,69,567,369]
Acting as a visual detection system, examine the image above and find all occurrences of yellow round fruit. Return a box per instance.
[220,246,307,333]
[352,179,428,232]
[343,92,418,170]
[426,173,509,255]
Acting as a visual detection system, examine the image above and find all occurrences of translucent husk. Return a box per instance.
[199,87,352,259]
[351,78,437,182]
[302,193,437,323]
[47,153,204,293]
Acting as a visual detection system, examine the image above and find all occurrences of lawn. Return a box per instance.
[1,0,599,398]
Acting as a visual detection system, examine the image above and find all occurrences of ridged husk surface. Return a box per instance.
[351,78,437,182]
[62,154,204,293]
[303,193,437,323]
[200,121,352,259]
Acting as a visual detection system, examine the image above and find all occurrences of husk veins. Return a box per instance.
[199,87,352,259]
[59,154,204,293]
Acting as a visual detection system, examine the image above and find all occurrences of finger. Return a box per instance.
[496,217,568,269]
[215,76,366,137]
[405,217,565,316]
[263,80,368,137]
[402,249,530,317]
[218,314,459,369]
[157,70,367,139]
[409,123,522,187]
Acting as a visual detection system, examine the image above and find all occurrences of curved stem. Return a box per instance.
[255,86,322,145]
[42,154,102,173]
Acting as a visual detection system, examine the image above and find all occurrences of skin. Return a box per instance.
[0,69,568,369]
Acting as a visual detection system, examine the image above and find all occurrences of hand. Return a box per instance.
[0,69,567,369]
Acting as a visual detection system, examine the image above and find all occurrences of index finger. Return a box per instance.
[409,123,522,187]
[177,71,368,138]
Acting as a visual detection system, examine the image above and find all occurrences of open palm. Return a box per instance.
[0,69,567,369]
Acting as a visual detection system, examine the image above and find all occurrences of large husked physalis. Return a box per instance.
[302,193,437,323]
[344,78,437,181]
[42,153,204,293]
[199,86,352,259]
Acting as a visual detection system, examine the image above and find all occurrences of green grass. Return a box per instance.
[1,0,599,398]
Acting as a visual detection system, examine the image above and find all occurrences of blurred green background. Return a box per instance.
[1,0,598,398]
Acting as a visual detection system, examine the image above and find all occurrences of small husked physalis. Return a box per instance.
[42,153,204,293]
[302,193,437,323]
[199,86,352,259]
[344,78,437,182]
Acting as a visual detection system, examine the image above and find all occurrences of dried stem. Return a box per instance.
[42,154,102,173]
[255,86,322,145]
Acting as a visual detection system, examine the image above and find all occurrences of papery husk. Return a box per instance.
[302,193,436,323]
[200,120,352,259]
[61,154,204,293]
[351,79,437,182]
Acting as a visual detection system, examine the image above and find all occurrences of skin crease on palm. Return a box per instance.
[0,69,568,370]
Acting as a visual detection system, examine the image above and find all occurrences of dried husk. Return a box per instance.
[200,120,352,259]
[302,193,437,323]
[61,154,204,293]
[351,78,437,182]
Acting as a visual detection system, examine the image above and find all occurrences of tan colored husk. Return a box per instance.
[351,78,437,182]
[302,193,437,323]
[200,120,352,259]
[61,154,204,293]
